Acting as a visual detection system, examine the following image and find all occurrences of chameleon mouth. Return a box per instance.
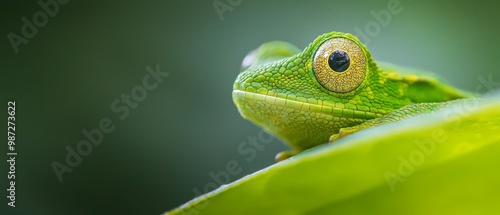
[232,88,384,150]
[232,90,383,120]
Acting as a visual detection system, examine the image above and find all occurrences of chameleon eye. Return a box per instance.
[328,50,350,72]
[313,37,367,93]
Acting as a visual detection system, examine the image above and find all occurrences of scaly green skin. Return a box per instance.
[233,32,472,159]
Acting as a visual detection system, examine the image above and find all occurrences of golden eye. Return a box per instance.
[313,37,367,93]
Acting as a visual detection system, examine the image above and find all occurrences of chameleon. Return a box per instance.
[232,31,473,161]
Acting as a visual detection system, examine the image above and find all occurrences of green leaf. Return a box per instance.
[166,93,500,215]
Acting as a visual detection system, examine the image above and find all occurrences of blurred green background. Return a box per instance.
[1,0,499,214]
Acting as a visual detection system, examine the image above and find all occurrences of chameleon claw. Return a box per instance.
[329,134,340,143]
[329,128,357,143]
[275,151,297,162]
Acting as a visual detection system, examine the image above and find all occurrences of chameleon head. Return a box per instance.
[233,32,400,151]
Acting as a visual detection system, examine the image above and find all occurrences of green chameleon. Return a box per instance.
[233,31,473,161]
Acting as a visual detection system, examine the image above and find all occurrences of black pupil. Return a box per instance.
[328,50,350,72]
